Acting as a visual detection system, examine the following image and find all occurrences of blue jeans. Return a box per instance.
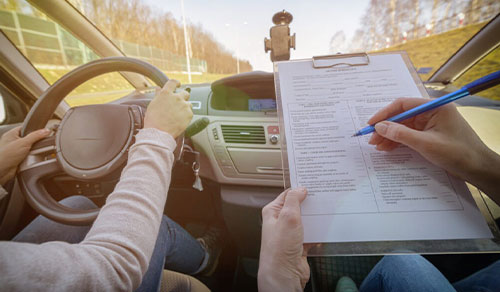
[13,196,207,292]
[359,255,500,292]
[136,216,207,292]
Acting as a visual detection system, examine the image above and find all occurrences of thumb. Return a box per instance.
[282,187,308,211]
[374,121,425,149]
[18,129,50,147]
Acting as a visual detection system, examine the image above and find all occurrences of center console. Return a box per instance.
[190,71,285,187]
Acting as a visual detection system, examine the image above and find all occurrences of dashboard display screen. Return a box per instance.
[248,99,276,112]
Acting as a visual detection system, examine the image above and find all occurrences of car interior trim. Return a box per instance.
[0,31,68,119]
[429,15,500,84]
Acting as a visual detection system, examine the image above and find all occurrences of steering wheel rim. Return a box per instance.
[18,57,172,225]
[21,57,168,136]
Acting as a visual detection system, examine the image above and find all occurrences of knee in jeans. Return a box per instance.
[381,255,428,269]
[59,196,97,210]
[159,216,177,237]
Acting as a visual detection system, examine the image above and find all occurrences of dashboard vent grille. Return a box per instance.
[221,125,266,144]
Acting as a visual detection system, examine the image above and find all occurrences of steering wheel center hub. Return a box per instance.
[56,104,143,179]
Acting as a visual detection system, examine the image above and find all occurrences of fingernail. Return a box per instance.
[40,129,50,135]
[374,122,388,135]
[296,186,307,193]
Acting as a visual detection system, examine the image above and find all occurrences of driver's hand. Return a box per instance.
[144,79,193,138]
[258,187,310,292]
[0,126,50,186]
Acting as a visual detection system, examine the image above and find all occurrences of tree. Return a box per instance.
[346,0,496,51]
[329,31,347,53]
[67,0,252,74]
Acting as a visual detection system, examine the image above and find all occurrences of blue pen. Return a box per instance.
[353,70,500,137]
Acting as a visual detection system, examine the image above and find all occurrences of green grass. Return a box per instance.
[38,68,230,107]
[453,47,500,100]
[376,22,500,101]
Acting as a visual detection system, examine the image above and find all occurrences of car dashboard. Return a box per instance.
[120,72,500,193]
[176,72,285,188]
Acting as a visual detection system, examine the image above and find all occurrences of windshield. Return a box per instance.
[70,0,498,81]
[1,0,499,103]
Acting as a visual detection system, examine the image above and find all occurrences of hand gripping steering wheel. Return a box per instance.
[17,57,182,225]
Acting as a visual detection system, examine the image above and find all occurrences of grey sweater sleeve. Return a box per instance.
[0,128,176,291]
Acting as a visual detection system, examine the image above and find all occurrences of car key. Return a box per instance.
[181,146,204,192]
[192,160,203,192]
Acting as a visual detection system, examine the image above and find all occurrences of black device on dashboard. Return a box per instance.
[210,71,276,112]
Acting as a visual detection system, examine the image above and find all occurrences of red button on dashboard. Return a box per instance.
[267,126,279,134]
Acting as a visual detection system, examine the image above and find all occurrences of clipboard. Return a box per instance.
[274,51,430,189]
[311,52,370,68]
[273,51,500,256]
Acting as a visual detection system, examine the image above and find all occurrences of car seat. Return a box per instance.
[160,270,210,292]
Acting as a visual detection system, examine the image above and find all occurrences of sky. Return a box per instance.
[144,0,370,72]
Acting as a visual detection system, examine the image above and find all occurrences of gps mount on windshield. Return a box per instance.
[264,10,296,62]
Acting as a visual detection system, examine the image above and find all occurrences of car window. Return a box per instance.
[454,46,500,101]
[0,83,28,125]
[375,21,488,81]
[0,0,135,107]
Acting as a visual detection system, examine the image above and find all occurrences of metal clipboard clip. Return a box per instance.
[312,52,370,68]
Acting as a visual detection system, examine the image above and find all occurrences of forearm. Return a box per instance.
[81,128,176,287]
[0,128,176,291]
[468,147,500,205]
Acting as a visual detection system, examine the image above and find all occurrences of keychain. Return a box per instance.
[192,161,203,191]
[181,145,204,192]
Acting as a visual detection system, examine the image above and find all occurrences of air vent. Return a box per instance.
[221,125,266,144]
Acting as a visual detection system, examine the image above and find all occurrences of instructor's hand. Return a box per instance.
[144,79,193,138]
[258,187,310,292]
[368,97,500,200]
[0,126,50,186]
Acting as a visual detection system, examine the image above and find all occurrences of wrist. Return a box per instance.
[258,253,303,292]
[0,165,9,186]
[468,147,500,202]
[258,266,303,292]
[136,128,176,147]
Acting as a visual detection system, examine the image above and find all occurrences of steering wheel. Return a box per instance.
[17,57,182,225]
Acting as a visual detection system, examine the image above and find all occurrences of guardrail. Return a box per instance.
[0,9,207,73]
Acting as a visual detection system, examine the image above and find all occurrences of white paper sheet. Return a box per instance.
[276,54,493,243]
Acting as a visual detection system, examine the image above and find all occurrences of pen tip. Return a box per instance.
[351,134,358,137]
